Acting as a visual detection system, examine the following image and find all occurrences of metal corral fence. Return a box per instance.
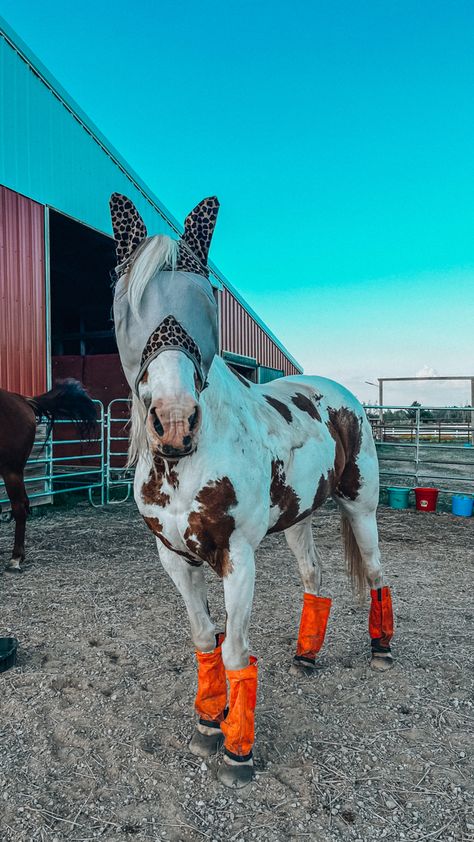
[365,405,474,495]
[105,398,134,504]
[1,400,473,512]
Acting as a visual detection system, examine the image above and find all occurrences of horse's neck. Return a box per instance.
[200,356,258,435]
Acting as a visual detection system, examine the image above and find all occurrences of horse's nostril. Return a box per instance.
[188,408,199,430]
[183,436,191,448]
[150,409,164,437]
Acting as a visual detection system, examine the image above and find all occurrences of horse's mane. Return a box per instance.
[128,392,150,467]
[127,235,179,319]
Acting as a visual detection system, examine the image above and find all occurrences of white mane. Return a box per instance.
[127,235,178,319]
[128,392,150,467]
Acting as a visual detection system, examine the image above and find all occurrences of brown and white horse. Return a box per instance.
[110,193,394,788]
[0,380,97,571]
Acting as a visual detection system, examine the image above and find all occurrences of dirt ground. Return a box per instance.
[0,500,473,842]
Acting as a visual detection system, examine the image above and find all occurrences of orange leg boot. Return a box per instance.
[369,586,394,670]
[218,656,258,788]
[294,593,332,669]
[189,633,227,758]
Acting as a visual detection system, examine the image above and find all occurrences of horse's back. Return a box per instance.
[0,388,37,469]
[259,374,364,415]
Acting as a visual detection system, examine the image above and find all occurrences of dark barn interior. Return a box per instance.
[49,209,129,404]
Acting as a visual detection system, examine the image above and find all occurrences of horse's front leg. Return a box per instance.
[218,540,257,788]
[156,542,226,757]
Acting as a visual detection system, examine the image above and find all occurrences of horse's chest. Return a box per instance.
[136,461,237,577]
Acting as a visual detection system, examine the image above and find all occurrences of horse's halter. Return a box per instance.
[137,315,207,395]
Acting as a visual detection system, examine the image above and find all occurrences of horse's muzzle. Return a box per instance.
[147,399,201,457]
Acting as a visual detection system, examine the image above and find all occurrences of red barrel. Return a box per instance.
[414,487,439,512]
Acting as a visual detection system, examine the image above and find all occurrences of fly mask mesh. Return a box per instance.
[113,270,219,394]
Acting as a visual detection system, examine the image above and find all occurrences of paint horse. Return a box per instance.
[110,192,394,788]
[0,380,97,571]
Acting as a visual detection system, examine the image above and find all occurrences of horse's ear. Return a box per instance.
[182,196,219,266]
[109,193,148,266]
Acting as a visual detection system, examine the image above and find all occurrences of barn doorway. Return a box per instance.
[48,208,128,403]
[222,351,258,383]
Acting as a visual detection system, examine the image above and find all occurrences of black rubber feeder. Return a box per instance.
[0,638,18,673]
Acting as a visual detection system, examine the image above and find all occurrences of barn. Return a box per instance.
[0,16,301,410]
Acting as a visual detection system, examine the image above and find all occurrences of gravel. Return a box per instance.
[0,501,473,841]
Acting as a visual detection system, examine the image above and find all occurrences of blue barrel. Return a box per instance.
[387,487,411,509]
[452,495,473,517]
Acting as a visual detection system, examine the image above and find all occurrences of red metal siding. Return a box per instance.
[219,288,299,376]
[0,186,46,396]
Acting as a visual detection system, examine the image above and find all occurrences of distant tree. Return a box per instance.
[407,401,421,421]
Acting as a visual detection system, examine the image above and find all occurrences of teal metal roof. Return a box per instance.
[0,16,302,372]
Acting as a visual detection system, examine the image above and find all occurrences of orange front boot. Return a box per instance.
[195,633,227,726]
[295,593,332,665]
[220,656,258,761]
[369,586,394,654]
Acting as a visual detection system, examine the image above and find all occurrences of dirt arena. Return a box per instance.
[1,501,473,841]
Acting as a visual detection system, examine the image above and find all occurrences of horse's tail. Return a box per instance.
[341,515,366,603]
[28,379,97,439]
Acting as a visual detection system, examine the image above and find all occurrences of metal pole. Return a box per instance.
[378,380,384,441]
[471,380,474,445]
[415,407,421,486]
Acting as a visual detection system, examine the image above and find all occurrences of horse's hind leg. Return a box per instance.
[2,469,29,573]
[337,501,394,671]
[155,543,226,758]
[285,517,332,674]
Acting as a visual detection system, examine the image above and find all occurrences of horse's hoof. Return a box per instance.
[189,727,223,758]
[217,759,253,788]
[5,563,22,574]
[290,657,320,677]
[370,653,394,671]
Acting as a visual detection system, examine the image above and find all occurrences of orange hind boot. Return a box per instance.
[294,593,332,666]
[369,586,394,648]
[369,586,394,668]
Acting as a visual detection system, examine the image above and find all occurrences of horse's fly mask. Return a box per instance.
[109,193,220,395]
[114,270,218,394]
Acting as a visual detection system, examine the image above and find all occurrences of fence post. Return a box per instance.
[414,407,421,487]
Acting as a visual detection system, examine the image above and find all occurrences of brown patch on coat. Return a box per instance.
[141,456,179,504]
[143,517,202,566]
[184,477,237,577]
[166,462,180,489]
[264,395,293,423]
[141,371,149,384]
[327,407,362,500]
[268,459,303,533]
[291,392,322,421]
[312,468,337,510]
[143,515,163,535]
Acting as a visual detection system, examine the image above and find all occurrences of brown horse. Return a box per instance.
[0,380,97,572]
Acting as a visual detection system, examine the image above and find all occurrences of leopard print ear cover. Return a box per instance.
[109,193,148,269]
[109,194,219,278]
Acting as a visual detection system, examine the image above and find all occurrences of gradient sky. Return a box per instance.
[2,0,473,404]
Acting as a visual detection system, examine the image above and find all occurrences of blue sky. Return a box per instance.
[2,0,473,404]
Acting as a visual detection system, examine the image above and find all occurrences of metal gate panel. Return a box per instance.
[105,398,133,504]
